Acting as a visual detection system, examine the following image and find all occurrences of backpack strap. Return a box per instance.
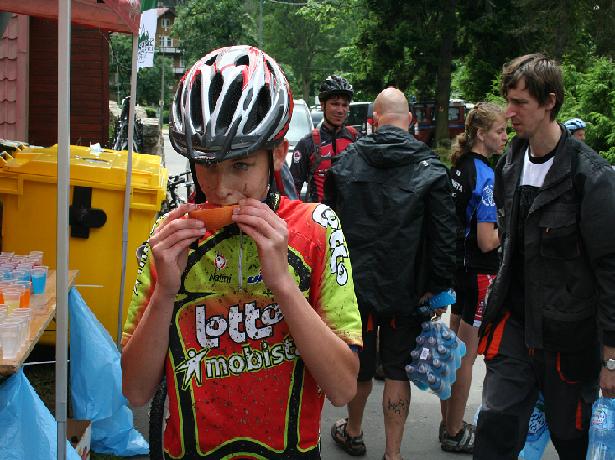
[306,128,322,199]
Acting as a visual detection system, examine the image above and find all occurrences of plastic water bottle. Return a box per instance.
[431,357,449,381]
[587,398,615,460]
[435,344,452,362]
[427,373,451,400]
[519,393,550,460]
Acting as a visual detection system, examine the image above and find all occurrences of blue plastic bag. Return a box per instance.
[0,369,80,460]
[587,397,615,459]
[519,393,550,460]
[68,288,148,456]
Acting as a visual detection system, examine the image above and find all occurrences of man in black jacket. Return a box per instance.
[325,87,456,460]
[475,54,615,460]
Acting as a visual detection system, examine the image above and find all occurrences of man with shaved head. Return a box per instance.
[325,87,456,459]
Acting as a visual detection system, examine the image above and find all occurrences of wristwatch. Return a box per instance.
[603,358,615,371]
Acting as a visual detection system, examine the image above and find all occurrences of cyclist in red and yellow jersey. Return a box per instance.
[121,46,362,460]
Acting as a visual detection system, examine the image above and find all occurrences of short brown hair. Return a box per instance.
[501,53,564,121]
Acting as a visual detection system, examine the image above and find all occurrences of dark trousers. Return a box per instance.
[474,315,599,460]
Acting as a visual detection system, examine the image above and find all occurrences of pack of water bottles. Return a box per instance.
[519,393,550,460]
[587,397,615,460]
[405,319,466,400]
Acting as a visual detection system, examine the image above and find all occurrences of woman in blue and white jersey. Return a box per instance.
[440,102,508,453]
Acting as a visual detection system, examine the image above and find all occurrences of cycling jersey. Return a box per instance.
[450,152,498,274]
[290,124,358,202]
[122,194,362,459]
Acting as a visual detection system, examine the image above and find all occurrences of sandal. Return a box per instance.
[331,418,367,456]
[438,420,447,443]
[440,420,475,453]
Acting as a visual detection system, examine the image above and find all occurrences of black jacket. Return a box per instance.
[290,123,358,202]
[325,125,456,317]
[480,127,615,352]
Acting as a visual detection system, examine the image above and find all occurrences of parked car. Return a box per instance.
[310,109,323,127]
[286,99,314,165]
[410,99,467,145]
[347,101,371,135]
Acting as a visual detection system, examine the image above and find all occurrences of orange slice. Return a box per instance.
[188,204,237,231]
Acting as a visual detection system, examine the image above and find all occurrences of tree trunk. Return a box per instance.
[434,0,457,147]
[302,76,311,104]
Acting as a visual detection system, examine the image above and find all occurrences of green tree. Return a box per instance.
[560,57,615,162]
[109,33,133,102]
[172,0,255,66]
[108,34,174,107]
[137,56,174,107]
[343,0,461,145]
[262,0,358,102]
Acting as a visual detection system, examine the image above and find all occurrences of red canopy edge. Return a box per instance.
[0,0,140,34]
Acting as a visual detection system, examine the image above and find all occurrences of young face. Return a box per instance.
[194,142,287,205]
[322,96,350,127]
[573,129,586,141]
[479,117,508,156]
[505,78,555,139]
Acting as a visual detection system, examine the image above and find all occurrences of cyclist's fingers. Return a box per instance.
[159,203,199,229]
[153,235,198,266]
[150,225,205,253]
[235,214,287,251]
[234,198,286,230]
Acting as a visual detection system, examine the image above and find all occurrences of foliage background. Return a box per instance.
[108,0,615,161]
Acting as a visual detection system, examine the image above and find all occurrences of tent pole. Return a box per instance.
[56,0,71,458]
[116,34,138,349]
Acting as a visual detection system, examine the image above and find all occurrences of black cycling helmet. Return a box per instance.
[318,75,354,103]
[169,45,293,164]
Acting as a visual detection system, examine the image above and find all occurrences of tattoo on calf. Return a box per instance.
[386,398,409,415]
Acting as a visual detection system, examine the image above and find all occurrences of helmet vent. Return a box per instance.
[217,75,243,135]
[244,85,270,134]
[265,59,275,77]
[190,76,203,132]
[236,54,249,67]
[204,54,217,66]
[209,72,223,114]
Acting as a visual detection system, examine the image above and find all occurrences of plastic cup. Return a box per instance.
[31,266,48,295]
[28,251,44,265]
[0,266,15,281]
[12,269,29,282]
[11,308,31,337]
[15,281,31,307]
[0,320,21,359]
[3,289,21,313]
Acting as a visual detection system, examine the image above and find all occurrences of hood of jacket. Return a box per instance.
[354,125,436,168]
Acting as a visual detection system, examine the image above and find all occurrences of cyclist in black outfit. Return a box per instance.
[290,75,359,202]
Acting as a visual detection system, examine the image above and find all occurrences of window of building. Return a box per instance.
[159,36,172,48]
[161,17,171,29]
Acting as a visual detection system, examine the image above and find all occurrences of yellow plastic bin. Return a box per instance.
[0,145,168,344]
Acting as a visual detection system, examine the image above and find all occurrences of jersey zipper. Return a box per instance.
[238,229,244,290]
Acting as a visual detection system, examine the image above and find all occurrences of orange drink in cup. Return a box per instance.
[16,281,31,308]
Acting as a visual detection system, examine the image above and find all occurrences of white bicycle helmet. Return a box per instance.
[564,117,586,134]
[169,46,293,163]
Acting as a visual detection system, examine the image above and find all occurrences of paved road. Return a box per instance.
[135,136,559,459]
